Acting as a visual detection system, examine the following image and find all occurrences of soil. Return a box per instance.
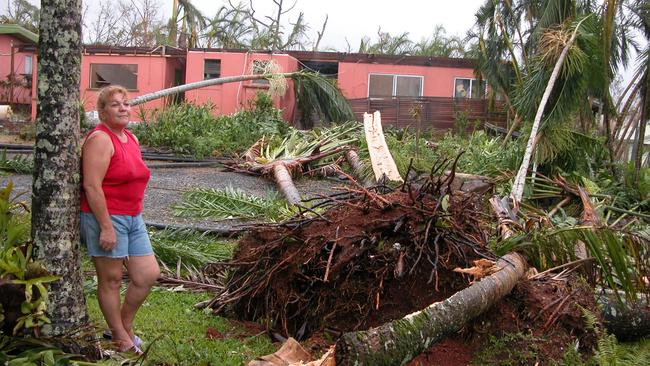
[211,175,497,339]
[406,274,599,365]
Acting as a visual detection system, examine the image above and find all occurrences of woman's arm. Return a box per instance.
[82,132,116,251]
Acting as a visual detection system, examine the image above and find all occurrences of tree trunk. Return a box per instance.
[633,69,650,185]
[31,0,88,336]
[335,252,527,366]
[272,163,302,205]
[511,18,587,204]
[129,72,296,106]
[344,149,373,186]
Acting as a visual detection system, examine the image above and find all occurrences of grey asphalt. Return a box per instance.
[1,165,347,232]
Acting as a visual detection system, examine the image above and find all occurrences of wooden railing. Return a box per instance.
[349,97,508,131]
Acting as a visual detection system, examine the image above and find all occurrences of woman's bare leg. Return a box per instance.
[121,254,160,337]
[93,257,134,350]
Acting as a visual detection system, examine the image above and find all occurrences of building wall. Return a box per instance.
[185,50,298,121]
[0,34,36,106]
[337,62,476,99]
[79,54,182,121]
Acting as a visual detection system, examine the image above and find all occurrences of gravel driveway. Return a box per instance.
[1,164,347,232]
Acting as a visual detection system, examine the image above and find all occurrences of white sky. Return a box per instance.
[7,0,642,82]
[184,0,486,50]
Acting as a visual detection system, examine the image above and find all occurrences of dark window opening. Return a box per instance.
[204,59,221,80]
[90,64,138,90]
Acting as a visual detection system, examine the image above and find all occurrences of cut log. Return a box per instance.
[334,252,527,366]
[363,111,403,183]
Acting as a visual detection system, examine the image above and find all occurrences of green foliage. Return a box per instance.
[149,229,237,269]
[581,307,650,366]
[493,225,648,301]
[85,290,275,365]
[132,93,289,159]
[473,332,541,365]
[0,182,57,335]
[0,335,84,366]
[292,72,356,126]
[174,187,293,222]
[0,150,33,174]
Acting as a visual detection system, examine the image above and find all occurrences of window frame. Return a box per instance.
[23,55,33,75]
[89,63,138,91]
[367,73,424,98]
[251,60,271,85]
[203,59,221,80]
[453,77,487,99]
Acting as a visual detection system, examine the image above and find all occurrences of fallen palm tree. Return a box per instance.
[237,123,359,205]
[206,157,500,340]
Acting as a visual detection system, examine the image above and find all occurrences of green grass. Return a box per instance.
[85,289,276,365]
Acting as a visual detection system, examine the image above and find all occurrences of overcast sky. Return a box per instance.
[184,0,486,50]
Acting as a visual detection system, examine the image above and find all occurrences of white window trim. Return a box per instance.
[24,55,33,75]
[368,73,424,98]
[453,77,487,99]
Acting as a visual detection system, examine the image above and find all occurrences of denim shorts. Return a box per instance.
[80,212,153,258]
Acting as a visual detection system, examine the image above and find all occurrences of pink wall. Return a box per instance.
[79,54,183,122]
[0,34,36,106]
[337,62,476,99]
[185,50,297,121]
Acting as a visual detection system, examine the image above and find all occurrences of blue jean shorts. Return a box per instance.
[80,212,153,258]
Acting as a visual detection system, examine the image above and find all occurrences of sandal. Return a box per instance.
[103,330,143,348]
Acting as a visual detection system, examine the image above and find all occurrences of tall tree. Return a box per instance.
[168,0,207,47]
[31,0,88,335]
[1,0,40,33]
[629,0,650,182]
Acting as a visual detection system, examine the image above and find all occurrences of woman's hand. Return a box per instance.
[99,227,117,251]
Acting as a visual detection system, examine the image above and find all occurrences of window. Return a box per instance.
[454,78,487,99]
[204,59,221,79]
[24,55,33,75]
[252,60,270,85]
[90,64,138,90]
[368,74,423,98]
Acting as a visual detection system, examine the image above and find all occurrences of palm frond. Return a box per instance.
[150,229,237,268]
[493,225,649,301]
[173,187,292,221]
[292,72,356,127]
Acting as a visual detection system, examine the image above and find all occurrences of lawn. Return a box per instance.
[85,289,276,365]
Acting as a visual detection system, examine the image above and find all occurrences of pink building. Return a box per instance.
[1,25,501,128]
[0,24,38,111]
[78,45,185,122]
[184,49,298,122]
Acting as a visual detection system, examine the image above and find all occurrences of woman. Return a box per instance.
[80,85,160,354]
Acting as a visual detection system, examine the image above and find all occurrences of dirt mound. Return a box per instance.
[210,171,496,339]
[410,274,600,365]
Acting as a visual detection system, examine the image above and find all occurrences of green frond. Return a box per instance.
[292,72,356,126]
[173,187,292,221]
[493,225,649,301]
[149,229,236,268]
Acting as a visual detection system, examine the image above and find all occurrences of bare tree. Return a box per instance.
[1,0,40,33]
[83,0,167,47]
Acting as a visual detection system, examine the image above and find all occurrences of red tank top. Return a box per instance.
[80,124,150,215]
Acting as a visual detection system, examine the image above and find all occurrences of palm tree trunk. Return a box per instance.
[633,72,650,185]
[129,72,296,106]
[335,252,528,366]
[272,163,302,205]
[511,17,588,204]
[31,0,88,336]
